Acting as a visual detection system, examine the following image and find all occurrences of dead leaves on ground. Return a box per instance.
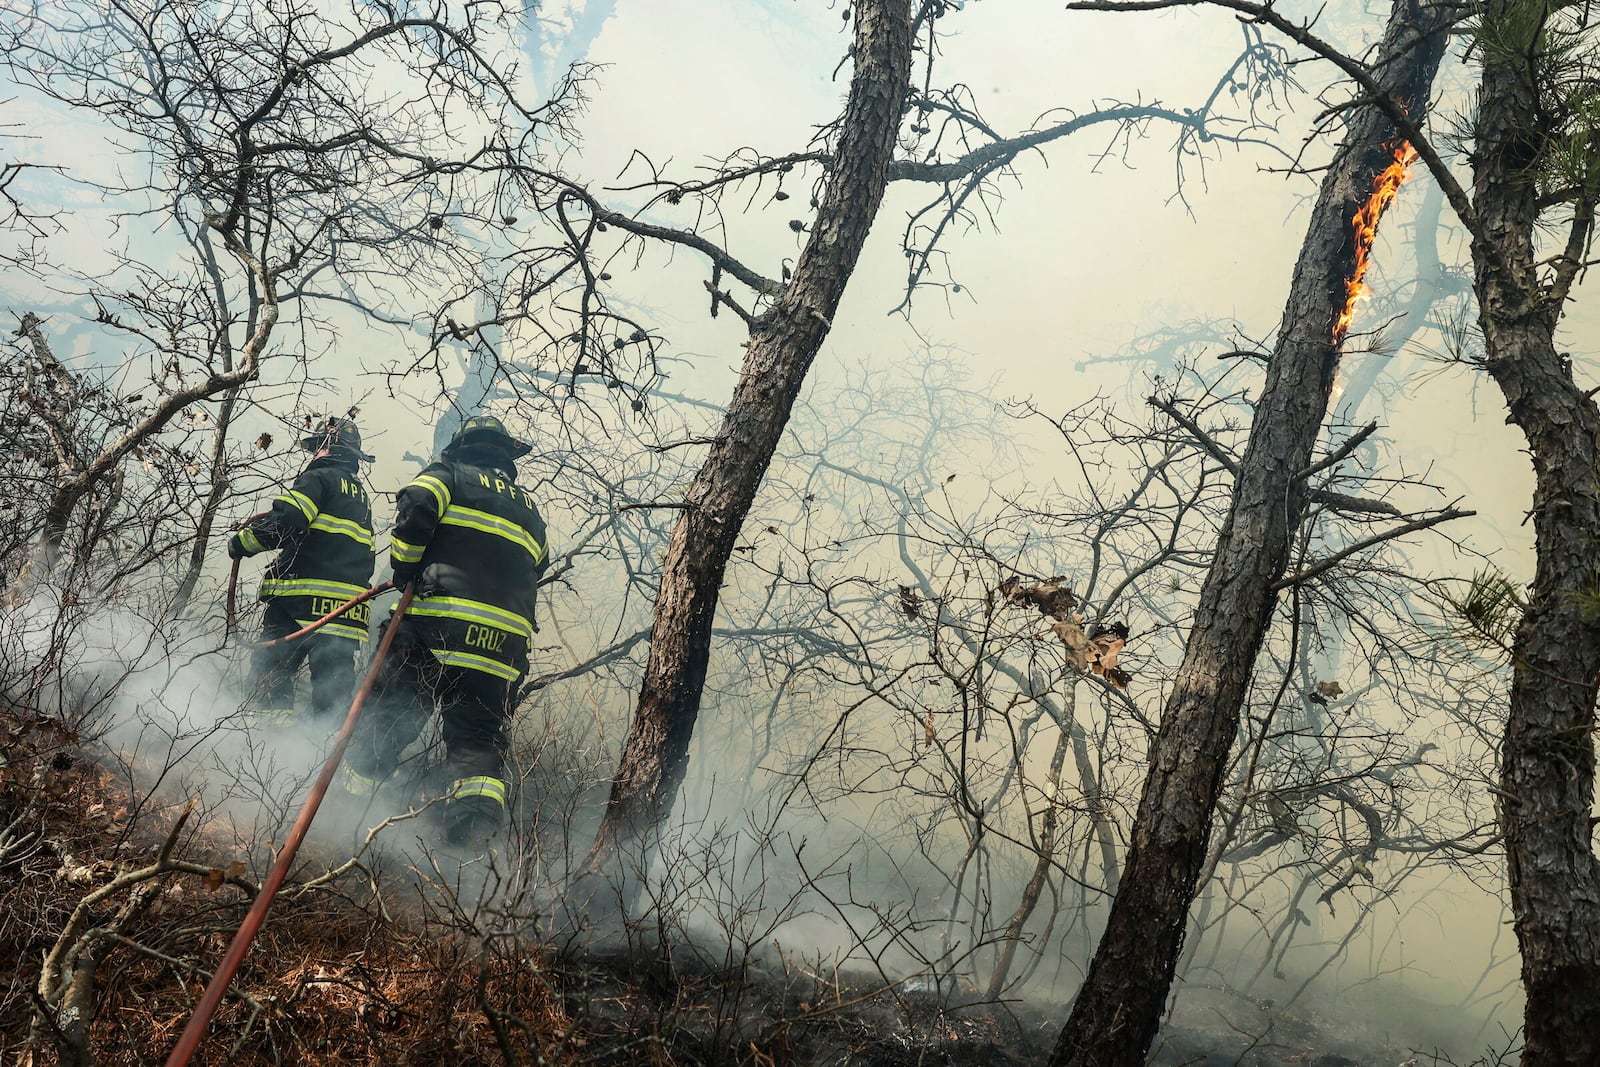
[1000,576,1133,688]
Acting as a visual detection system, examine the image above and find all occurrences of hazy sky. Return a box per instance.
[548,0,1553,579]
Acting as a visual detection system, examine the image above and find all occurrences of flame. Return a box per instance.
[1332,141,1419,345]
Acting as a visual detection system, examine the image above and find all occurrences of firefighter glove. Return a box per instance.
[228,533,251,559]
[391,562,420,588]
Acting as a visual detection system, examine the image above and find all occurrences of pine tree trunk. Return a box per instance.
[1049,2,1449,1062]
[1472,4,1600,1060]
[582,0,913,886]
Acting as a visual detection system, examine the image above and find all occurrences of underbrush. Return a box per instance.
[0,710,574,1065]
[0,710,1511,1066]
[0,709,1048,1066]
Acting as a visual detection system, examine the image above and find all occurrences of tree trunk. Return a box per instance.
[582,0,913,883]
[1049,2,1449,1062]
[987,684,1078,1000]
[167,385,240,616]
[170,231,246,617]
[1471,4,1600,1060]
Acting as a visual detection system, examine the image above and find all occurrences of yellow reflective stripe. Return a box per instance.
[340,764,383,797]
[259,577,369,599]
[277,490,318,521]
[240,528,266,554]
[391,537,425,564]
[451,776,508,806]
[412,474,451,515]
[249,707,295,720]
[300,619,368,641]
[409,596,531,637]
[309,513,374,546]
[440,505,547,563]
[432,649,520,680]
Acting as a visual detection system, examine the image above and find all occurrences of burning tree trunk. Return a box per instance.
[1469,2,1600,1060]
[1048,1,1450,1063]
[582,0,913,883]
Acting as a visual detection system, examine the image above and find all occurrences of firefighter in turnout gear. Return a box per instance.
[230,418,377,722]
[343,415,549,848]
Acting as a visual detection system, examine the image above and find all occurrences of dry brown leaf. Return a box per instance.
[202,860,246,893]
[1102,667,1133,689]
[1050,618,1093,672]
[1089,632,1125,673]
[923,712,936,748]
[1315,680,1344,698]
[1000,576,1077,621]
[1086,622,1131,687]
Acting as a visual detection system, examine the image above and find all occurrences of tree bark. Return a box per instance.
[1049,2,1449,1062]
[1470,4,1600,1061]
[582,0,913,882]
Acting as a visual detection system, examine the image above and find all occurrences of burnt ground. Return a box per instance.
[550,940,1472,1067]
[0,712,1502,1065]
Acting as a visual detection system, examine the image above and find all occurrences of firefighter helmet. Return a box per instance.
[441,414,533,459]
[300,417,374,462]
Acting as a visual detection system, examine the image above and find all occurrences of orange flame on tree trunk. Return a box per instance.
[1333,141,1419,346]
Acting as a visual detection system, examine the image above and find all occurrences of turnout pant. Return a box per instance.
[247,602,359,721]
[346,622,514,786]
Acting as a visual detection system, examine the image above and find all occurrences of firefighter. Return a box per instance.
[230,417,377,723]
[343,415,548,847]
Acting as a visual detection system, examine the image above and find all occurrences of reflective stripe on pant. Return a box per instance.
[247,602,358,720]
[450,775,508,807]
[345,621,513,786]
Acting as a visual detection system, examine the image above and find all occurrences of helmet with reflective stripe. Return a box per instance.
[301,416,375,462]
[442,414,533,459]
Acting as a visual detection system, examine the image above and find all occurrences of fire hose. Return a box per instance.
[163,582,416,1067]
[223,511,267,639]
[224,557,241,638]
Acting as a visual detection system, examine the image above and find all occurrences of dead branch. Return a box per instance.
[1068,0,1484,252]
[588,201,777,295]
[1149,395,1238,474]
[1299,421,1379,480]
[1274,507,1474,590]
[32,799,197,1064]
[1305,488,1401,516]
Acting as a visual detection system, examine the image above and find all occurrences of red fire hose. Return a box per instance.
[163,582,417,1067]
[225,558,242,638]
[223,511,268,639]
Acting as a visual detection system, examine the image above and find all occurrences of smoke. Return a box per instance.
[2,575,384,859]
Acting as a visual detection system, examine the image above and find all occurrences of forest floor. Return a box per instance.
[0,709,1506,1066]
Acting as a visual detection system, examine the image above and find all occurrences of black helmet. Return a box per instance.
[441,414,533,460]
[300,417,375,462]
